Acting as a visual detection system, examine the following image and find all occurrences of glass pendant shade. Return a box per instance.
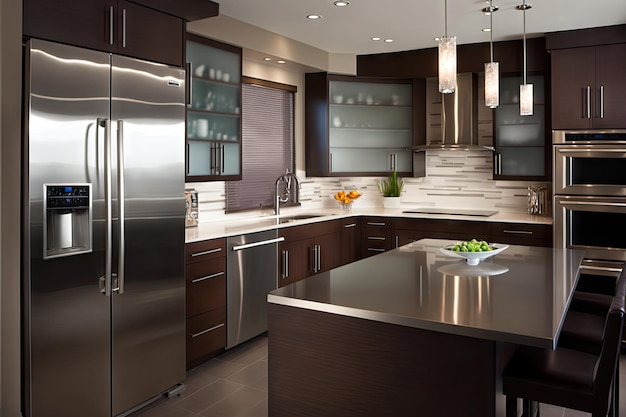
[484,62,499,108]
[520,83,533,116]
[438,36,457,94]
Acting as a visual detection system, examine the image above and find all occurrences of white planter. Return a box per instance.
[382,196,402,209]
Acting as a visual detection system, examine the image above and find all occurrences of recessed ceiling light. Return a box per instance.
[307,14,322,20]
[482,28,491,32]
[333,1,350,6]
[433,36,441,41]
[371,37,382,41]
[384,39,394,43]
[277,60,286,64]
[264,57,272,61]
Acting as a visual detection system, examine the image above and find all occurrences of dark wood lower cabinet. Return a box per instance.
[340,217,361,265]
[185,238,226,369]
[393,218,492,247]
[491,222,552,247]
[392,218,552,249]
[361,216,393,258]
[278,220,341,288]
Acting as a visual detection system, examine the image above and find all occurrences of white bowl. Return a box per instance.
[440,243,509,266]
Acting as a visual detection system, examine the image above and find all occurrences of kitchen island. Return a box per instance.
[267,239,584,417]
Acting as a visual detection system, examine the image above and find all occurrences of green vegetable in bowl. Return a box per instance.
[449,239,493,252]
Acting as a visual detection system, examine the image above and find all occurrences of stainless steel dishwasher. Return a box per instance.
[226,229,284,349]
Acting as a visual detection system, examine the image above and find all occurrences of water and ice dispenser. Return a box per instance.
[44,184,92,259]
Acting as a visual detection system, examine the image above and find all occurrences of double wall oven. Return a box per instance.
[553,130,626,276]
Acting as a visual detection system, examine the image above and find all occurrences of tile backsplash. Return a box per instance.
[188,150,551,223]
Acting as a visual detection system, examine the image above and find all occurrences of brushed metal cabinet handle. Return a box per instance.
[600,85,604,119]
[122,8,127,48]
[502,229,533,235]
[191,271,225,284]
[109,6,115,45]
[366,222,386,226]
[343,223,357,228]
[191,323,225,338]
[281,250,289,279]
[190,247,222,257]
[586,86,591,119]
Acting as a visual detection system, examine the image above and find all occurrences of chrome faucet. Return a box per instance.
[274,171,301,215]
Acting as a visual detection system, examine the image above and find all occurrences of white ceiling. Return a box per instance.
[216,0,626,55]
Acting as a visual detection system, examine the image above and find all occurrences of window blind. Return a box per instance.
[225,81,294,213]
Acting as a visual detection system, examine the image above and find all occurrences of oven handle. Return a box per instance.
[559,149,626,153]
[563,201,626,208]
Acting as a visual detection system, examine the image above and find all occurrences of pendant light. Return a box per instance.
[517,0,533,116]
[483,1,499,108]
[438,0,457,94]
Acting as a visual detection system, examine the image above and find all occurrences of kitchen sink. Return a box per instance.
[278,214,327,223]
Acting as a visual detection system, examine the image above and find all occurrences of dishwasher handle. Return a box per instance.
[232,236,285,251]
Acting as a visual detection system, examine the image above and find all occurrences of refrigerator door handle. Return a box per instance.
[117,120,126,294]
[102,118,113,297]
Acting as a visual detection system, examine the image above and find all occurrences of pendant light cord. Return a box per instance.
[444,0,448,37]
[489,0,494,62]
[522,0,527,84]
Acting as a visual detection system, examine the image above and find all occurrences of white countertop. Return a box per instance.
[185,207,552,243]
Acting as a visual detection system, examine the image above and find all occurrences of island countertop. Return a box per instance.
[268,238,584,349]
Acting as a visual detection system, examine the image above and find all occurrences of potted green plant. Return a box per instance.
[377,171,403,208]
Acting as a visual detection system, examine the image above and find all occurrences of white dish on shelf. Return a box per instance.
[440,243,509,266]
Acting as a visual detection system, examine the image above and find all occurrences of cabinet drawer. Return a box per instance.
[362,216,392,229]
[279,219,341,241]
[186,307,226,369]
[186,259,226,317]
[186,238,226,264]
[491,223,552,247]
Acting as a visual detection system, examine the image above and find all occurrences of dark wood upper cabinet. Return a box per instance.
[551,44,626,129]
[547,24,626,130]
[23,0,186,67]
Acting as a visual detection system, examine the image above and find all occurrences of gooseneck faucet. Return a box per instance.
[274,171,301,215]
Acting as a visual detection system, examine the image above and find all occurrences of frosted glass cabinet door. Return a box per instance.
[186,34,242,181]
[329,149,411,173]
[187,141,240,177]
[493,74,548,179]
[305,72,416,177]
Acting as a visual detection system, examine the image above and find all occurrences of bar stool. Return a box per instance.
[502,279,626,417]
[559,269,626,355]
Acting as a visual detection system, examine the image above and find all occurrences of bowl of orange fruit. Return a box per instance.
[333,190,361,211]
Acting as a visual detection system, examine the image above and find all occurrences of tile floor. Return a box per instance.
[132,334,626,417]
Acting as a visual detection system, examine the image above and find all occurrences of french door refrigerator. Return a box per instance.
[22,39,186,417]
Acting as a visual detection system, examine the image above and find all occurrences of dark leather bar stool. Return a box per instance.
[559,269,626,355]
[502,279,626,417]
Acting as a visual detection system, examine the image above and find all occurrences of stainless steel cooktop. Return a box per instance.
[403,208,499,217]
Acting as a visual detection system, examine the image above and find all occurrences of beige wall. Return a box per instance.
[1,0,24,415]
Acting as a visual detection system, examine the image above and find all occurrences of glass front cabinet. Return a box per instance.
[493,74,549,180]
[186,34,242,181]
[305,73,417,177]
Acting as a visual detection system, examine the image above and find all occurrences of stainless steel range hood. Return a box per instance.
[413,73,494,151]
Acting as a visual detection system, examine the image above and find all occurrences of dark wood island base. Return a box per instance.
[268,303,516,417]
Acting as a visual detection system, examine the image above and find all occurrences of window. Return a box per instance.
[225,78,296,213]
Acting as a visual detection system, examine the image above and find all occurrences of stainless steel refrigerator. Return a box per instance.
[22,39,186,417]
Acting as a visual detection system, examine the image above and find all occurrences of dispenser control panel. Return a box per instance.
[43,184,92,259]
[46,185,90,209]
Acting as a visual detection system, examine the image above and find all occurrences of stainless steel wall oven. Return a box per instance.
[553,130,626,264]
